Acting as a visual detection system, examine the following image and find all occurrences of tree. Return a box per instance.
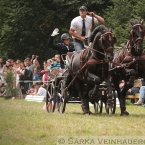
[0,0,112,64]
[104,0,145,47]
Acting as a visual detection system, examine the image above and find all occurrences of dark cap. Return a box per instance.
[79,6,87,11]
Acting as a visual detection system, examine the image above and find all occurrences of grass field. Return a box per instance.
[0,98,145,145]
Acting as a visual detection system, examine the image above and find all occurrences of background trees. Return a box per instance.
[0,0,145,64]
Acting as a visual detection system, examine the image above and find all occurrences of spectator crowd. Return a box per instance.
[0,54,65,99]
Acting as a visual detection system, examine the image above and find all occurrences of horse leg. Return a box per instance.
[86,72,101,99]
[104,75,114,108]
[111,74,126,115]
[120,69,135,115]
[75,79,91,115]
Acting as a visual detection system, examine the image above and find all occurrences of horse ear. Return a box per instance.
[113,37,117,43]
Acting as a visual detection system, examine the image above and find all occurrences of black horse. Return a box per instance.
[111,19,145,115]
[64,25,116,114]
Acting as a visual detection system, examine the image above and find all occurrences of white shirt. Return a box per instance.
[37,87,46,97]
[70,15,98,38]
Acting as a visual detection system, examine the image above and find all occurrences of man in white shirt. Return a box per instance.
[69,6,104,51]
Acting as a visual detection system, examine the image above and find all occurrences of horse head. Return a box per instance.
[129,19,145,55]
[91,25,117,61]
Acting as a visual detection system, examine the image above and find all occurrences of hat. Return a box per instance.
[79,6,87,11]
[61,33,70,40]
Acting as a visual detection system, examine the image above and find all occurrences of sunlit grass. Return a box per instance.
[0,98,145,145]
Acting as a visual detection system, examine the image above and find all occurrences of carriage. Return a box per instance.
[45,67,117,114]
[46,25,117,115]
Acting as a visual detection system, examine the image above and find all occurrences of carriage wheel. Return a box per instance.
[57,80,69,113]
[94,100,103,113]
[46,83,55,113]
[105,90,116,114]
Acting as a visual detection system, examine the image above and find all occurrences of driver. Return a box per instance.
[69,6,104,51]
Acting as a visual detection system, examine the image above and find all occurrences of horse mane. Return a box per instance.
[89,25,107,43]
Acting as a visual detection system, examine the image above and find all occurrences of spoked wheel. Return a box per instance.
[94,100,103,113]
[57,80,68,113]
[46,83,55,113]
[105,90,116,114]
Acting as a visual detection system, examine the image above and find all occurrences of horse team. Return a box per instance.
[50,19,145,116]
[68,19,145,115]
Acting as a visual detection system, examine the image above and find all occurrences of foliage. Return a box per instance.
[4,70,18,97]
[0,0,112,64]
[1,0,145,62]
[104,0,145,47]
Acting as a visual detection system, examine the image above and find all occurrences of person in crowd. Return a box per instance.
[24,57,35,72]
[0,63,4,82]
[46,59,52,70]
[17,62,26,95]
[32,82,47,97]
[13,60,21,71]
[24,57,39,87]
[51,67,59,76]
[69,6,104,51]
[31,55,40,69]
[134,79,145,105]
[27,85,36,95]
[50,54,61,70]
[42,69,51,87]
[134,86,145,105]
[3,59,11,72]
[126,79,142,103]
[33,68,39,83]
[25,56,40,72]
[48,28,75,68]
[17,62,33,94]
[59,68,65,76]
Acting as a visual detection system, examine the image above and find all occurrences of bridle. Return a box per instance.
[130,23,144,45]
[99,31,114,52]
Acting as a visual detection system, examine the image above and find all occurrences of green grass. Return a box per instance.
[0,98,145,145]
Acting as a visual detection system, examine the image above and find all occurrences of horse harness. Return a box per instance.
[65,30,114,91]
[80,48,109,79]
[112,23,145,74]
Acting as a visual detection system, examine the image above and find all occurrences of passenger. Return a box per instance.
[48,28,75,68]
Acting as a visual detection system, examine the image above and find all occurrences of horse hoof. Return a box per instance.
[120,111,129,116]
